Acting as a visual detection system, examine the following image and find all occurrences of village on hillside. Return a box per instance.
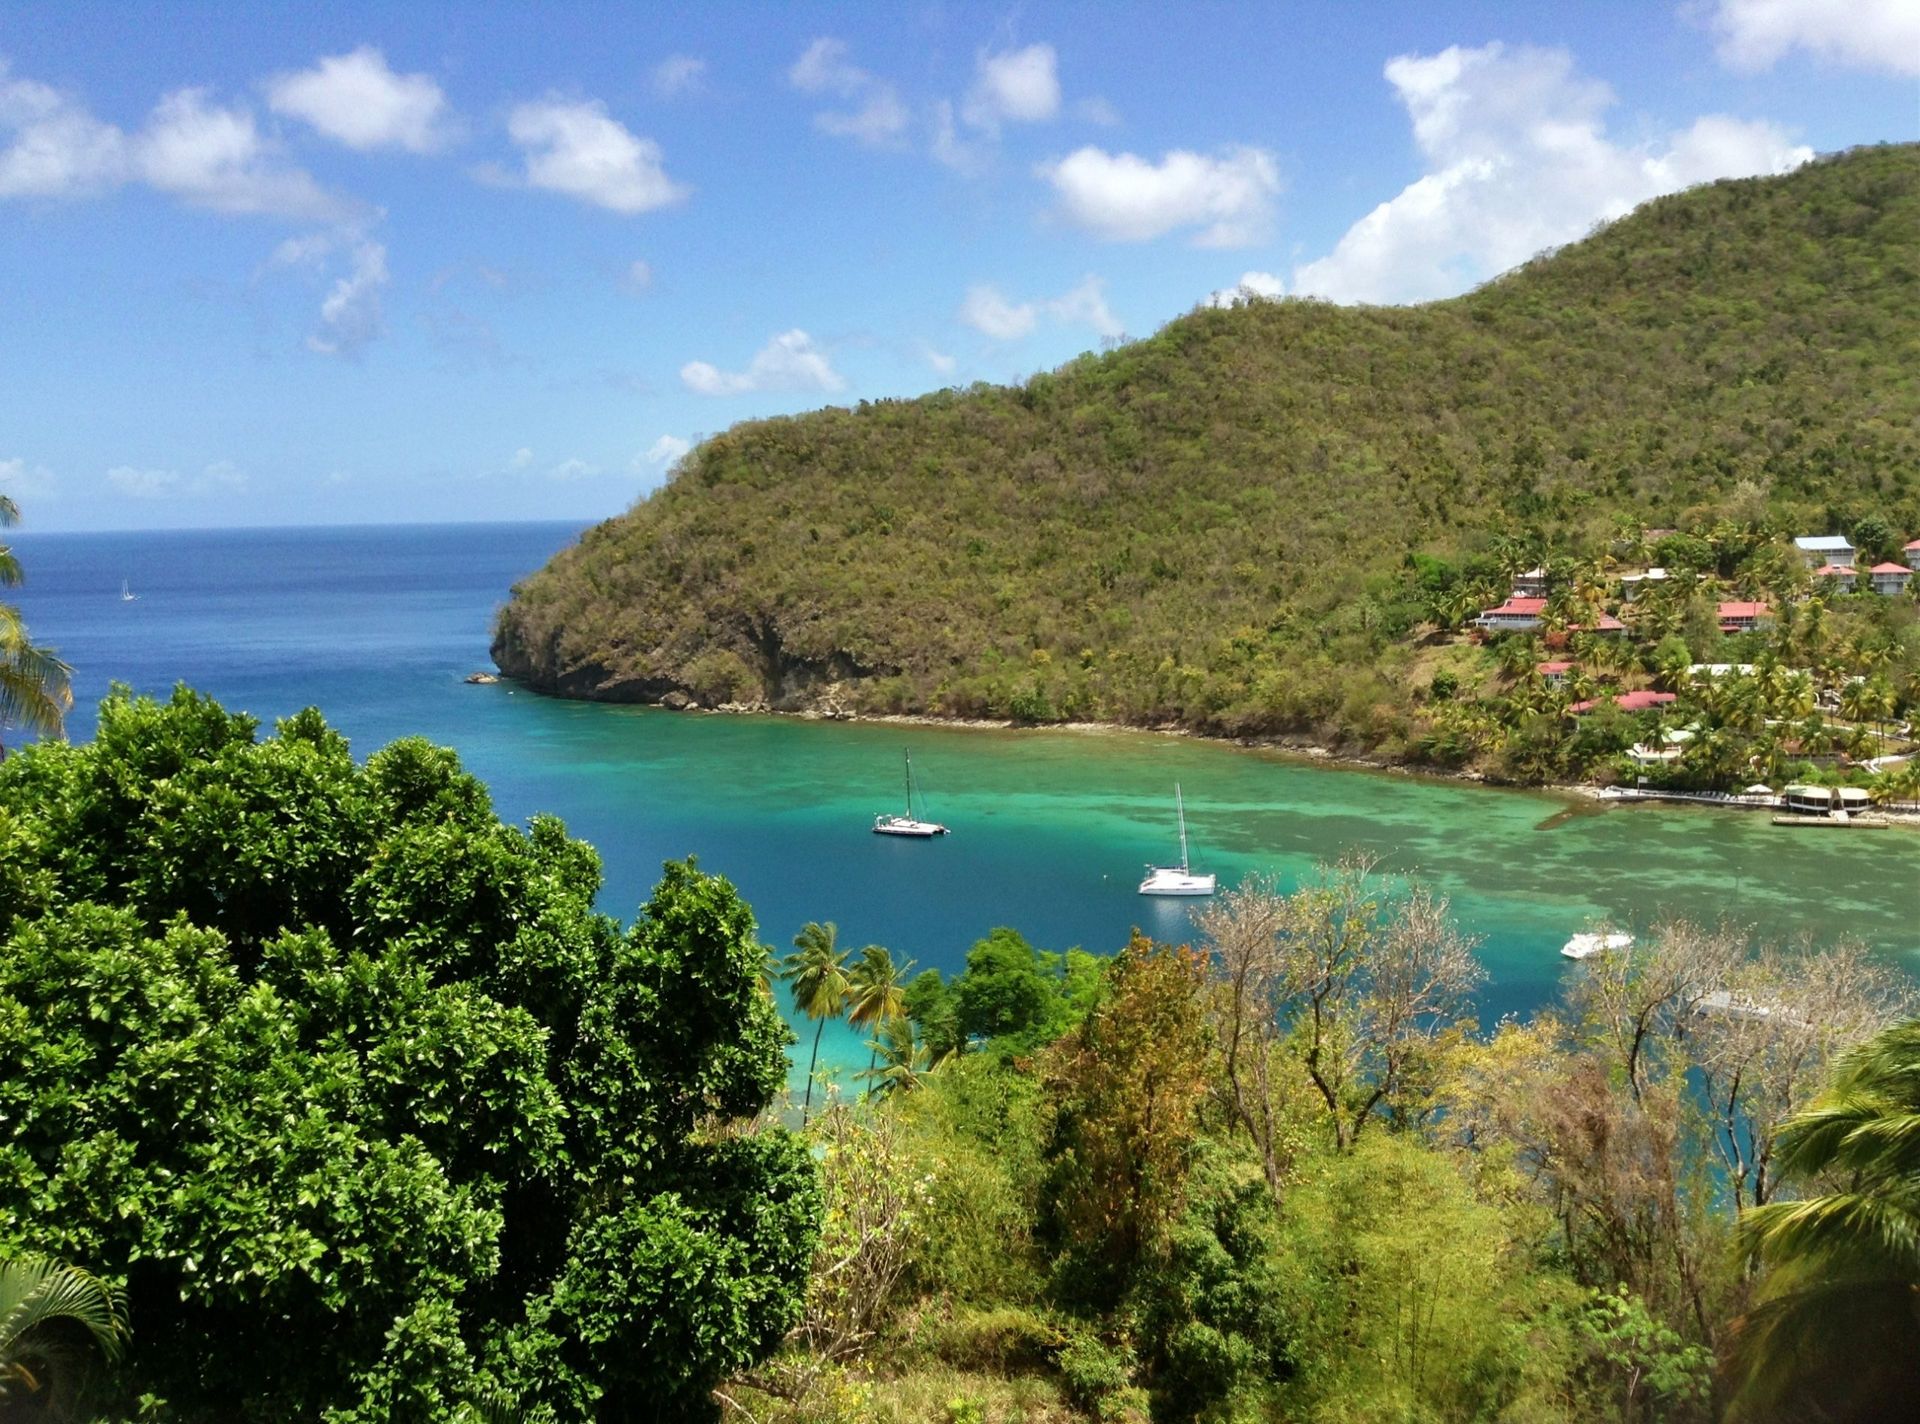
[1417,523,1920,813]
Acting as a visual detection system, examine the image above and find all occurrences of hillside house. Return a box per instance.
[1906,539,1920,571]
[1717,601,1771,633]
[1537,660,1573,687]
[1570,612,1626,635]
[1474,597,1546,633]
[1812,564,1857,593]
[1569,690,1677,715]
[1795,535,1856,569]
[1511,567,1550,598]
[1869,562,1912,596]
[1618,568,1668,600]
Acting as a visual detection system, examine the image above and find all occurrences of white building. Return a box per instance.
[1869,562,1913,596]
[1795,535,1856,569]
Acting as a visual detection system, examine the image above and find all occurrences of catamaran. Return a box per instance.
[873,750,948,837]
[1138,783,1215,896]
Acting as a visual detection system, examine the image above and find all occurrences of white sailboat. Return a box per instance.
[873,750,948,837]
[1138,783,1216,896]
[120,579,138,602]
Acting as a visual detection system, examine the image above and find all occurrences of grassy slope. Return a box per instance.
[494,145,1920,747]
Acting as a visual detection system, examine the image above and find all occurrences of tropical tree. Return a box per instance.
[846,944,914,1087]
[0,495,72,758]
[783,921,853,1121]
[858,1015,929,1099]
[0,1254,127,1415]
[1728,1020,1920,1421]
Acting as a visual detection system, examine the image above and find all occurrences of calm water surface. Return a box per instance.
[14,522,1919,1074]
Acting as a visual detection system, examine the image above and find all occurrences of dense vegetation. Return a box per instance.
[496,145,1920,785]
[0,689,816,1422]
[741,875,1918,1424]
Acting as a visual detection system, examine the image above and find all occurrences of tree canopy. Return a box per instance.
[0,687,818,1423]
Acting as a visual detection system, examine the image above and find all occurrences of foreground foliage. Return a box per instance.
[0,688,818,1423]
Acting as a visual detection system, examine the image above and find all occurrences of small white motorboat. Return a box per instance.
[1561,931,1634,961]
[1139,783,1216,896]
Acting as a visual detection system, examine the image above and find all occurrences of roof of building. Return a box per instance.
[1906,539,1920,551]
[1796,535,1856,551]
[1869,562,1913,575]
[1813,564,1857,576]
[1569,689,1677,714]
[1537,660,1574,675]
[1717,600,1770,618]
[1481,598,1547,616]
[1571,613,1625,631]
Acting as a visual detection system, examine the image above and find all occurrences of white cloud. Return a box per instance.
[506,97,688,213]
[137,87,350,220]
[621,258,653,292]
[1708,0,1920,77]
[1291,43,1811,305]
[1205,270,1285,307]
[680,329,845,396]
[307,241,388,358]
[106,465,179,498]
[0,455,55,499]
[266,47,451,152]
[509,447,535,470]
[651,55,708,99]
[1075,96,1121,126]
[0,59,128,198]
[639,434,691,467]
[964,43,1060,130]
[1040,145,1280,246]
[930,99,986,173]
[788,38,910,148]
[959,284,1037,341]
[268,231,336,268]
[547,457,600,480]
[960,275,1122,342]
[919,342,957,375]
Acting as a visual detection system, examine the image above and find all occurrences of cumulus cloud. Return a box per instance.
[1040,145,1279,246]
[1290,43,1811,305]
[651,55,708,98]
[137,87,352,219]
[964,43,1061,130]
[547,457,600,480]
[919,342,957,375]
[788,38,910,148]
[639,434,691,467]
[680,329,845,396]
[1205,270,1285,307]
[0,455,55,499]
[266,47,451,152]
[509,447,535,470]
[1708,0,1920,77]
[306,241,388,358]
[0,59,127,198]
[506,97,688,213]
[621,258,653,293]
[960,275,1122,342]
[0,62,349,219]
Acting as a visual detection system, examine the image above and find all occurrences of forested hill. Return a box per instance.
[494,144,1920,754]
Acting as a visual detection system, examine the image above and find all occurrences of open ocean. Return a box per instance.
[11,521,1919,1074]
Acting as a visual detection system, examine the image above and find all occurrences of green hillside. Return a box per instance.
[494,144,1920,776]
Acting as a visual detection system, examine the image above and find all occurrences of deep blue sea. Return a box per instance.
[11,522,1919,1075]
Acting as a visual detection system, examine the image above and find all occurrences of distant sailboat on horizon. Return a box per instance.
[120,579,137,602]
[1138,783,1216,896]
[873,750,949,837]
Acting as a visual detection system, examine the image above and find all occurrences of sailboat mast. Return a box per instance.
[904,751,914,819]
[1176,782,1190,873]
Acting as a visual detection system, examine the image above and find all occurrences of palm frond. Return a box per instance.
[0,1254,128,1365]
[0,641,73,739]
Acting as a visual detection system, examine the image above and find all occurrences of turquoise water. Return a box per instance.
[13,522,1919,1075]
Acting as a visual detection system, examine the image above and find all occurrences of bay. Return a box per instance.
[12,521,1918,1077]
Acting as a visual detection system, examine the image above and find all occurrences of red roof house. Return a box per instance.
[1869,562,1913,595]
[1717,600,1771,632]
[1473,597,1547,632]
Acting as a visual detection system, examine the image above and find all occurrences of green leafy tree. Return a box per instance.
[1729,1020,1920,1421]
[846,944,914,1086]
[0,688,817,1423]
[783,921,853,1122]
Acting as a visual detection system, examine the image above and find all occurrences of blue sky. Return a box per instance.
[2,1,1915,531]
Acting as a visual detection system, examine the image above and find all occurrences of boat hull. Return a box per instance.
[1138,869,1216,896]
[874,816,948,837]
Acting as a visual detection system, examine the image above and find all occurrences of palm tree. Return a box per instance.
[780,921,851,1123]
[0,496,72,758]
[858,1014,930,1099]
[0,1254,128,1412]
[1728,1021,1920,1420]
[846,944,914,1087]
